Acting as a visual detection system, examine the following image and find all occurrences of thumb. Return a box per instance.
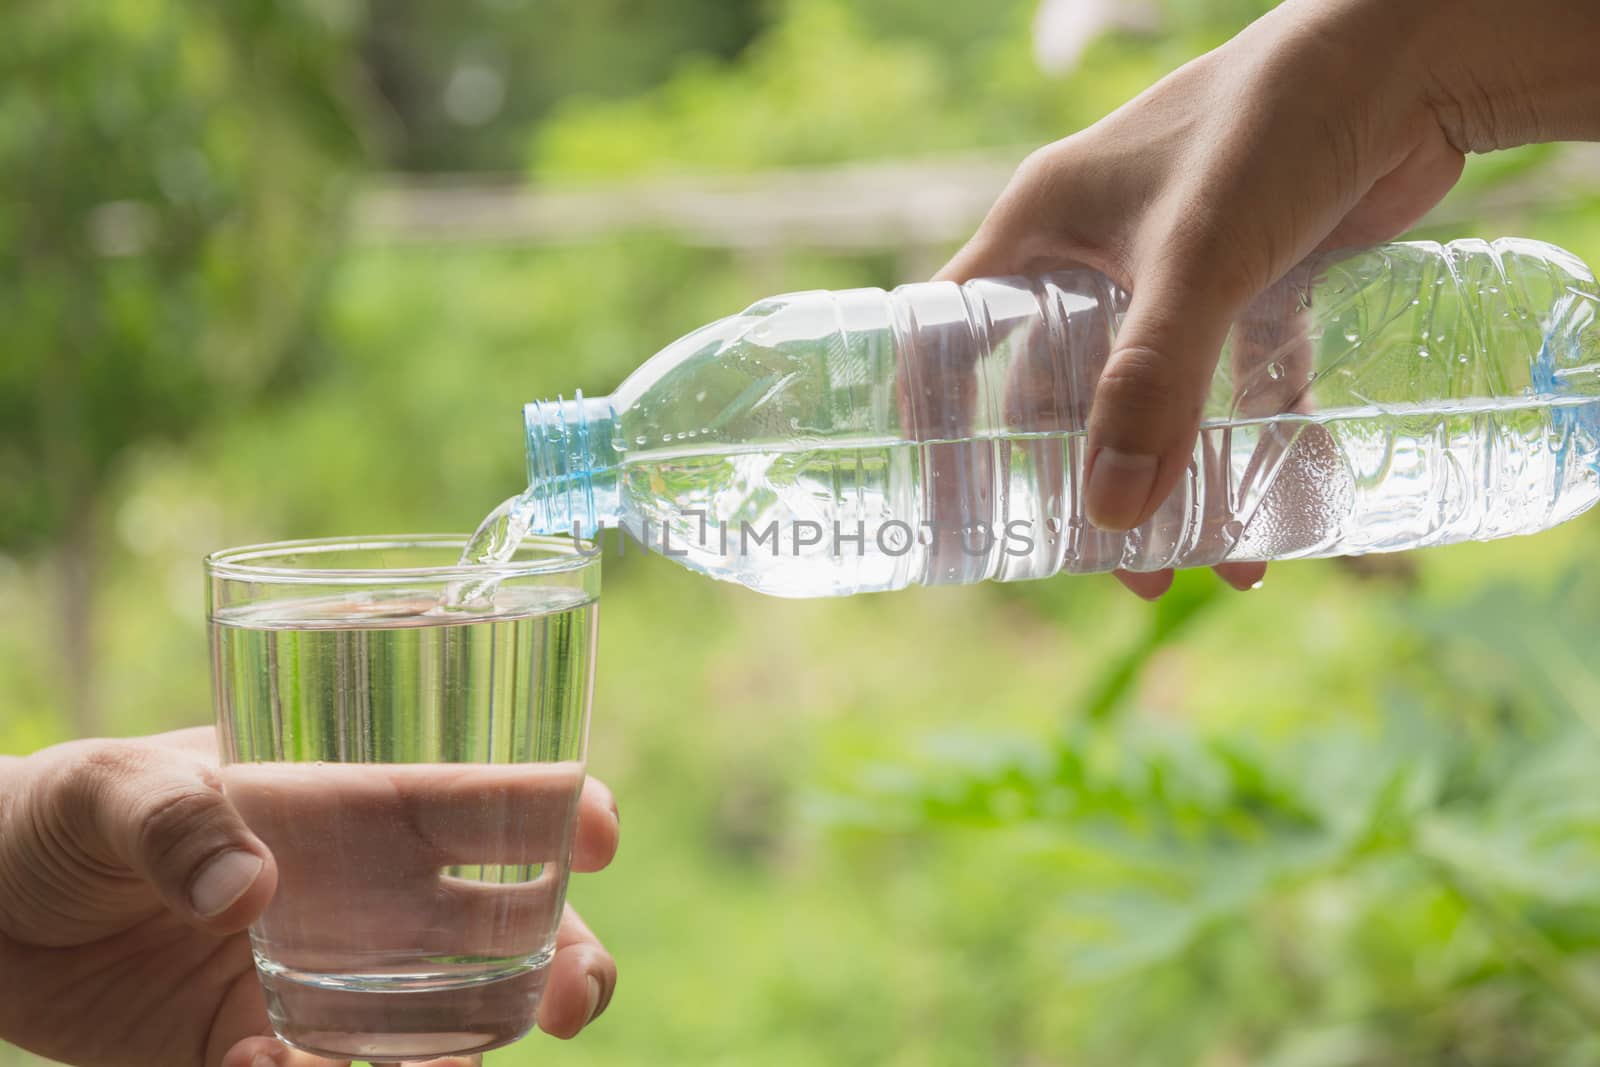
[76,741,277,932]
[1084,259,1248,532]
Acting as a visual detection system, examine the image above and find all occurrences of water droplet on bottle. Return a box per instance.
[1458,353,1470,365]
[1221,520,1244,544]
[1411,298,1422,306]
[635,435,648,446]
[1489,286,1500,295]
[1343,328,1360,343]
[1419,349,1430,360]
[1266,362,1285,381]
[695,390,707,402]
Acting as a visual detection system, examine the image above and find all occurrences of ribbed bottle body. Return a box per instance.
[530,239,1600,597]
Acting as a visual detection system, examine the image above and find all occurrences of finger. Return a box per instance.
[223,760,586,870]
[1223,266,1351,565]
[220,772,608,968]
[1086,259,1247,533]
[572,776,619,874]
[1113,569,1174,601]
[1213,562,1267,591]
[158,724,223,759]
[1321,125,1464,250]
[932,168,1029,283]
[886,278,997,586]
[220,1035,348,1067]
[537,906,615,1040]
[1211,269,1316,584]
[934,140,1107,285]
[935,229,1011,285]
[56,740,278,933]
[209,965,279,1067]
[431,870,565,957]
[935,144,1142,582]
[261,870,570,970]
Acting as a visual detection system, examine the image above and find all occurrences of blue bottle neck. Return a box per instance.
[523,391,622,536]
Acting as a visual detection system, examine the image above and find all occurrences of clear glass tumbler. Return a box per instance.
[206,535,600,1060]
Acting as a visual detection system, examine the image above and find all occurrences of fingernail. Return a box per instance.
[250,1053,278,1067]
[585,974,603,1024]
[1086,447,1159,531]
[191,850,263,918]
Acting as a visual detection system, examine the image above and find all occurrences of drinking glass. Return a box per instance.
[206,535,600,1060]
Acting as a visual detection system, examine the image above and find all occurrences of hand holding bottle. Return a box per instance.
[937,0,1600,597]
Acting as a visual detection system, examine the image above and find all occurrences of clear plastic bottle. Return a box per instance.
[518,238,1600,597]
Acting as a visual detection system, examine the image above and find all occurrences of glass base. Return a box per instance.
[260,953,551,1060]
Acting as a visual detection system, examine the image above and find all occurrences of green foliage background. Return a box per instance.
[8,1,1600,1064]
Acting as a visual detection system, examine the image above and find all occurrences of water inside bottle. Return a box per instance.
[463,392,1600,598]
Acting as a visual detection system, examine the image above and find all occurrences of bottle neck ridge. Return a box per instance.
[523,391,622,536]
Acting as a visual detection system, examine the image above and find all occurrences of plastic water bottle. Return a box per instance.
[515,238,1600,597]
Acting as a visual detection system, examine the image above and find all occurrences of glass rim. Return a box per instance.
[204,534,598,585]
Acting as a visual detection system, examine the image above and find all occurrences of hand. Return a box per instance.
[937,0,1600,599]
[0,728,620,1067]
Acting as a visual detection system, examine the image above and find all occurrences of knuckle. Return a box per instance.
[1164,213,1254,291]
[1008,139,1080,211]
[1010,143,1059,190]
[133,783,223,869]
[1098,345,1182,408]
[49,741,147,823]
[1094,345,1206,442]
[73,740,147,779]
[1143,188,1277,305]
[986,138,1108,270]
